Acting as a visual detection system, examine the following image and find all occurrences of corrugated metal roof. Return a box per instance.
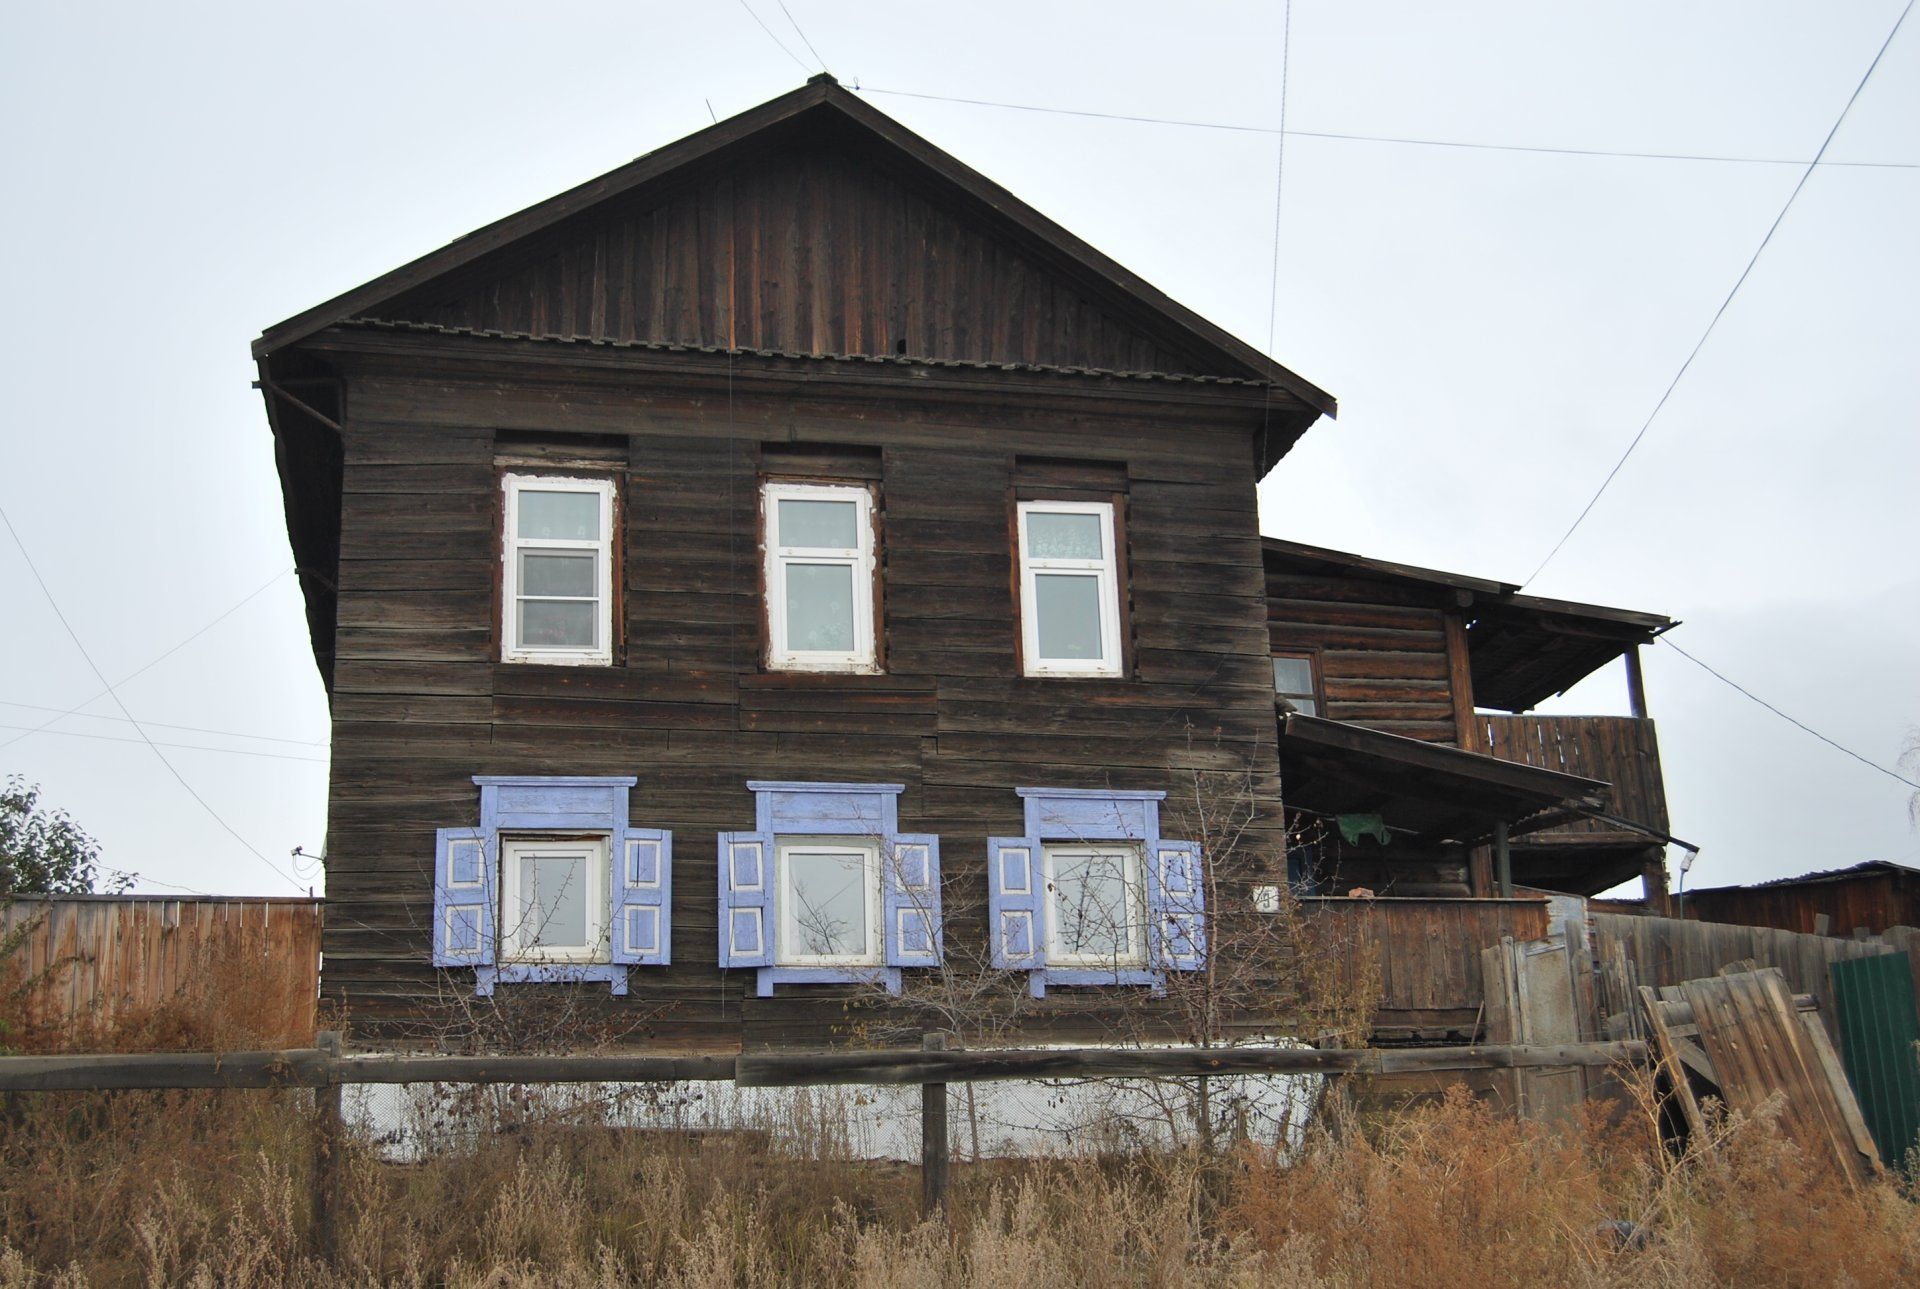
[335,316,1276,387]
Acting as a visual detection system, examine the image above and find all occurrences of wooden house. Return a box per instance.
[1681,861,1920,937]
[255,78,1679,1049]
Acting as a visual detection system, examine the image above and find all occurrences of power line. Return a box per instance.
[0,722,329,765]
[775,0,830,74]
[0,564,292,753]
[0,699,326,749]
[0,502,304,890]
[851,85,1919,169]
[1524,0,1914,586]
[734,0,812,75]
[1657,635,1920,793]
[1263,0,1294,357]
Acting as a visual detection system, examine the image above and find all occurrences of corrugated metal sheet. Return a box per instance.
[1830,952,1920,1174]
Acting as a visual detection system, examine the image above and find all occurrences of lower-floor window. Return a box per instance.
[778,836,881,966]
[500,836,609,963]
[1043,844,1146,967]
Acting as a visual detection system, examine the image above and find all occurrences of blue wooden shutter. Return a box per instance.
[987,836,1045,970]
[613,829,672,966]
[1149,840,1206,972]
[432,826,494,967]
[883,834,942,968]
[718,831,774,968]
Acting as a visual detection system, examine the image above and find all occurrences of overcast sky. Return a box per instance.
[3,2,1915,900]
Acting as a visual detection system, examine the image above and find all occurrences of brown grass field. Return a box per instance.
[3,924,1917,1286]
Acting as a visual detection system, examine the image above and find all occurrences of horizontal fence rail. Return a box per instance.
[0,1041,1649,1094]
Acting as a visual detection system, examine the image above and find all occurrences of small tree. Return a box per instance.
[0,776,123,896]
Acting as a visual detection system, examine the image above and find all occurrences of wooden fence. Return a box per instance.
[1590,912,1920,1043]
[0,896,322,1044]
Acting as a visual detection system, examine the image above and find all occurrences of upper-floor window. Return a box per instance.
[1272,653,1320,716]
[1016,500,1122,677]
[501,474,616,666]
[763,481,878,672]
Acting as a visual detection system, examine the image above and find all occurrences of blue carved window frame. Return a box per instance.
[717,781,943,997]
[988,787,1206,998]
[431,775,672,996]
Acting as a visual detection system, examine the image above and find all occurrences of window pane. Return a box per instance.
[777,498,859,549]
[517,489,601,541]
[1051,851,1134,960]
[1033,573,1103,660]
[516,852,590,949]
[1026,510,1103,560]
[518,599,596,648]
[1285,695,1319,717]
[786,850,868,958]
[520,551,595,598]
[1273,657,1315,696]
[784,563,855,652]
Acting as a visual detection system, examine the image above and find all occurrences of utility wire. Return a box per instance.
[1524,0,1914,586]
[0,502,304,890]
[776,0,830,74]
[0,722,329,765]
[852,85,1918,169]
[0,699,326,749]
[1658,635,1920,792]
[0,564,292,753]
[735,0,813,75]
[1264,0,1294,357]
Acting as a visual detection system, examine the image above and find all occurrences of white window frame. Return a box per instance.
[501,473,616,666]
[1016,500,1123,678]
[776,835,883,967]
[1042,843,1147,968]
[763,481,878,673]
[498,835,610,965]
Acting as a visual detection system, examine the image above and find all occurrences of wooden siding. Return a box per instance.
[1302,897,1551,1040]
[323,357,1283,1049]
[373,133,1221,377]
[1480,714,1669,835]
[1264,564,1459,744]
[0,897,321,1046]
[1683,871,1920,938]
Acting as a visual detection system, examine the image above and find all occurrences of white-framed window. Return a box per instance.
[1016,500,1123,677]
[1042,843,1146,967]
[501,473,616,666]
[776,835,882,966]
[763,481,878,672]
[498,836,610,964]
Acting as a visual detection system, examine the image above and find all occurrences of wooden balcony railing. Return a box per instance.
[1478,714,1669,840]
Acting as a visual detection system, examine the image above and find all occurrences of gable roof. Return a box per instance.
[254,75,1333,418]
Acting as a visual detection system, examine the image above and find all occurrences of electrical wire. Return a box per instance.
[851,85,1919,169]
[1524,0,1914,586]
[735,0,813,75]
[0,699,326,749]
[0,564,292,752]
[0,502,304,891]
[775,0,830,74]
[1656,635,1920,792]
[0,722,329,765]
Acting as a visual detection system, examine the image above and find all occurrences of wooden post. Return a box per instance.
[313,1030,343,1263]
[1494,822,1513,899]
[1624,645,1648,719]
[920,1033,950,1219]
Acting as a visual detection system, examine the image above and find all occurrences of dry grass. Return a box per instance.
[3,947,1917,1286]
[1,1075,1916,1286]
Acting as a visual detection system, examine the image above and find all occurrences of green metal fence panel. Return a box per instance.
[1830,951,1920,1174]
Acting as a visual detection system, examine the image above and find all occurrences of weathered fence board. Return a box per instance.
[1,896,322,1044]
